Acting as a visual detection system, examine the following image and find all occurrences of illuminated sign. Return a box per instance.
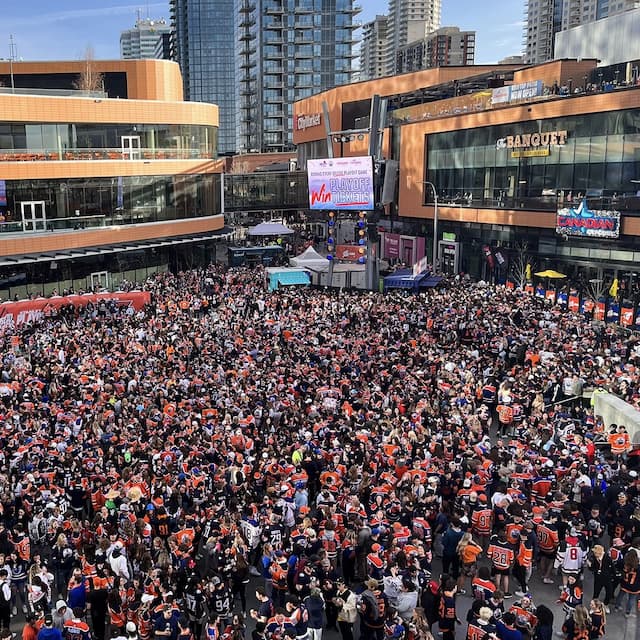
[307,156,375,211]
[295,113,322,131]
[556,199,621,239]
[496,130,568,150]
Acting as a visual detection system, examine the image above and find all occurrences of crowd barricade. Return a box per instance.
[507,281,638,331]
[0,290,151,331]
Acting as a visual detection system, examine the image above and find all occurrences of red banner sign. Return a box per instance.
[545,290,556,303]
[335,245,361,262]
[621,306,635,327]
[594,301,606,321]
[0,291,151,332]
[568,295,580,313]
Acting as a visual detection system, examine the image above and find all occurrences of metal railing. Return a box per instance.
[0,147,216,162]
[0,207,218,235]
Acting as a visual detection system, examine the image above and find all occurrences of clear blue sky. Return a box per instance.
[0,1,523,63]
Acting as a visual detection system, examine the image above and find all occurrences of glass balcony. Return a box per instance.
[0,147,216,161]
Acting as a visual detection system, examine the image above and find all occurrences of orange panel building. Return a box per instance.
[0,60,225,298]
[293,59,640,285]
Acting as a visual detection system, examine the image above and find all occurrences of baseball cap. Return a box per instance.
[126,622,137,634]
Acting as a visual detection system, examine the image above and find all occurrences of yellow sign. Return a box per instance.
[511,148,550,158]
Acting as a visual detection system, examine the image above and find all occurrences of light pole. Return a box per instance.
[423,181,438,272]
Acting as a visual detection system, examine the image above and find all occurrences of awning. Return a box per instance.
[0,228,235,267]
[277,271,310,286]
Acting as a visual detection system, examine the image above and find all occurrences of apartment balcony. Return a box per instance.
[239,17,256,29]
[239,32,253,41]
[264,4,284,14]
[239,58,257,69]
[294,35,314,44]
[239,1,256,12]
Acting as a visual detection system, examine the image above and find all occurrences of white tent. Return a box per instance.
[289,246,329,270]
[248,222,295,236]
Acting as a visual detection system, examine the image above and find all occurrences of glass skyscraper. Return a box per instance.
[237,0,360,153]
[170,0,237,155]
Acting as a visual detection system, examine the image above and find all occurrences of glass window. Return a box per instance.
[573,138,590,163]
[606,134,624,162]
[589,136,607,163]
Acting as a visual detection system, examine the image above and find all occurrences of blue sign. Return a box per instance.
[556,199,620,239]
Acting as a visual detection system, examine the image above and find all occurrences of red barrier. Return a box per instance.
[0,291,151,331]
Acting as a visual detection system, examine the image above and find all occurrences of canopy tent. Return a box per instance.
[383,268,437,291]
[248,222,295,236]
[289,246,329,270]
[265,267,310,291]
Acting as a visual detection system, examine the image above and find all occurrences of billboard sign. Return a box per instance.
[491,80,543,105]
[556,199,621,239]
[335,245,360,262]
[307,156,375,211]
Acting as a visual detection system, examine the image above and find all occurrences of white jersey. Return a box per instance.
[556,540,585,572]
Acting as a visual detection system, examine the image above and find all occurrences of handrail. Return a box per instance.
[0,148,215,162]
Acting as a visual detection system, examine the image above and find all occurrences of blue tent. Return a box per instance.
[383,269,441,291]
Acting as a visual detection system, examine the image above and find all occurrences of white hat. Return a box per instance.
[140,594,155,604]
[126,622,137,634]
[55,600,67,611]
[120,503,130,512]
[630,470,638,478]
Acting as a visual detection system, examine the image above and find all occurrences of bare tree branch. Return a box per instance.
[73,45,104,93]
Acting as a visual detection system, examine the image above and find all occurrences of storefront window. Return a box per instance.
[425,108,640,210]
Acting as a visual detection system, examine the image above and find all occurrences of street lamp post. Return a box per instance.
[423,181,438,272]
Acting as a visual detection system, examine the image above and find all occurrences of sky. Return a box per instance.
[0,1,524,64]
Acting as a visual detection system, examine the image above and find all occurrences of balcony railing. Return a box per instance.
[0,148,216,162]
[0,206,220,235]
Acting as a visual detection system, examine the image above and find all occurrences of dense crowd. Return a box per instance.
[0,266,637,640]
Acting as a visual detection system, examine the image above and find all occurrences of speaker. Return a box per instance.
[381,159,398,205]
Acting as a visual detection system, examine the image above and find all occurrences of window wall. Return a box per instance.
[425,108,640,212]
[0,174,221,230]
[0,122,218,160]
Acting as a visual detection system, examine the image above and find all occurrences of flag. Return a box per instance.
[525,263,531,281]
[609,278,619,298]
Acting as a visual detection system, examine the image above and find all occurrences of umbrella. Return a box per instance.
[534,269,566,279]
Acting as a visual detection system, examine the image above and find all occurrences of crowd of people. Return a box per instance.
[0,265,637,640]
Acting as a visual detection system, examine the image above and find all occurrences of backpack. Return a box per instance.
[360,591,381,622]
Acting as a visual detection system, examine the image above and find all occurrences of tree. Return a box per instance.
[510,240,534,289]
[586,277,607,302]
[73,45,104,93]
